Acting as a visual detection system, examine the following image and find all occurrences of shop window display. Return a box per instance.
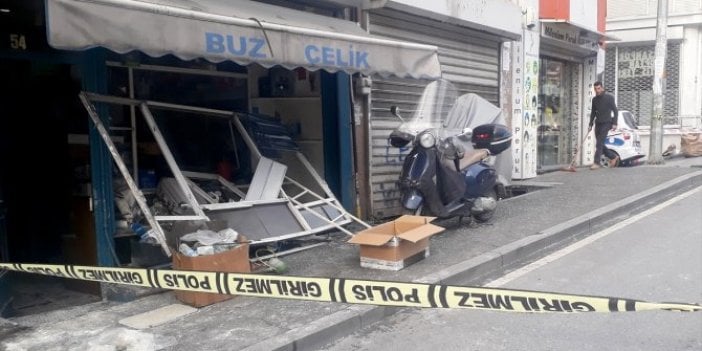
[538,58,572,168]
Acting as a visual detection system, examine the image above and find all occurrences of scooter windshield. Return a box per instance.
[395,79,459,138]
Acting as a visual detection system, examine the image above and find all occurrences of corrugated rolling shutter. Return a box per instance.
[367,8,502,219]
[604,43,681,125]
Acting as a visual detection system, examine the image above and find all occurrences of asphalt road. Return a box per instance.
[322,187,702,351]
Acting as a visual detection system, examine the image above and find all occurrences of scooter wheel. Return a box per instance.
[458,215,473,226]
[402,204,424,216]
[474,210,494,223]
[474,189,497,223]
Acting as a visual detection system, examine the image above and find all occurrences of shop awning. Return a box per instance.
[46,0,442,79]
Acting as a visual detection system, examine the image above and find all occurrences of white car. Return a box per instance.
[600,110,646,167]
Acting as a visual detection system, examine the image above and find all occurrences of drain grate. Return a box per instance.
[505,182,558,199]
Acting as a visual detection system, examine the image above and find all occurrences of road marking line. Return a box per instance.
[486,186,702,288]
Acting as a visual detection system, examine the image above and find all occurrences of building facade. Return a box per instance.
[0,0,443,306]
[503,0,609,178]
[604,0,702,127]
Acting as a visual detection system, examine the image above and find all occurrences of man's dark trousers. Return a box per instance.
[594,122,612,164]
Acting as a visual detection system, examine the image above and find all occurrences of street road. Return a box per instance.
[323,187,702,351]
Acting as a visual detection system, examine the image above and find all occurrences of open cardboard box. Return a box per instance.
[170,221,251,308]
[348,215,444,271]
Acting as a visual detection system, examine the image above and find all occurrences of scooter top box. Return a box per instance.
[472,124,512,155]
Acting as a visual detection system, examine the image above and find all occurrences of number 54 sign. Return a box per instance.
[9,33,27,50]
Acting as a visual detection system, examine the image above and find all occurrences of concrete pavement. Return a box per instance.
[2,156,701,351]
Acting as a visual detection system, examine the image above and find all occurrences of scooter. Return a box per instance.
[388,80,513,223]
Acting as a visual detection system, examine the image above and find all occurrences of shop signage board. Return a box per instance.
[541,24,580,45]
[46,0,441,79]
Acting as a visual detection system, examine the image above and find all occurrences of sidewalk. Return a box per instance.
[2,157,702,351]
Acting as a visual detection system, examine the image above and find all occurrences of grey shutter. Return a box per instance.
[605,44,681,125]
[367,8,502,219]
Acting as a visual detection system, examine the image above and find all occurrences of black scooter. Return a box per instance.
[387,81,512,223]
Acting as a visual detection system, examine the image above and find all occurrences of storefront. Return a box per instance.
[537,56,580,168]
[537,20,606,172]
[0,0,441,311]
[532,0,610,173]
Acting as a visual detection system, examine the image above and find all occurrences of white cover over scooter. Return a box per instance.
[444,94,513,187]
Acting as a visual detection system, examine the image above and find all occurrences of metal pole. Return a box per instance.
[128,67,138,182]
[648,0,668,164]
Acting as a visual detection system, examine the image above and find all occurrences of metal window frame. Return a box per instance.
[79,92,370,256]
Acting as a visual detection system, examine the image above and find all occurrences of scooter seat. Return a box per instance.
[458,149,489,170]
[440,148,490,171]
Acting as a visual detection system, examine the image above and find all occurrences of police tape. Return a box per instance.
[0,262,699,313]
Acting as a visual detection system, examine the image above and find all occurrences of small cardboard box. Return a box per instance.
[348,215,444,271]
[172,235,250,308]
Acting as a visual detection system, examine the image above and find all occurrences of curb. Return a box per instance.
[242,170,702,351]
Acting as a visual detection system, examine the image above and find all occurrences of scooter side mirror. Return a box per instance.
[390,106,405,123]
[457,127,473,141]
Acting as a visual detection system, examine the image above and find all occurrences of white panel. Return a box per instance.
[569,0,598,31]
[607,26,685,43]
[608,0,701,18]
[511,40,525,179]
[582,57,599,165]
[679,27,702,116]
[671,0,702,13]
[607,0,653,18]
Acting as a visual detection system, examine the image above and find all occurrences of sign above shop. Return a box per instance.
[541,22,601,54]
[617,47,655,78]
[542,23,579,45]
[46,0,441,79]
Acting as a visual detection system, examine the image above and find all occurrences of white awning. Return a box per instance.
[46,0,442,79]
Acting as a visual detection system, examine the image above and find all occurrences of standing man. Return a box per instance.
[588,81,618,170]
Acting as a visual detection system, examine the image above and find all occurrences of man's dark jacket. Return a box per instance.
[589,93,618,125]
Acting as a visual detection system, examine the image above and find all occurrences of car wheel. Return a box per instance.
[600,151,620,168]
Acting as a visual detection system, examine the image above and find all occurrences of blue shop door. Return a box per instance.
[320,72,354,211]
[0,199,10,317]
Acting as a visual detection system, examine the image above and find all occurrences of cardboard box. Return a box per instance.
[172,235,250,308]
[681,132,702,157]
[348,216,444,271]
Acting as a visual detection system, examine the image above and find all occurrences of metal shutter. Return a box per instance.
[367,8,502,219]
[604,44,681,125]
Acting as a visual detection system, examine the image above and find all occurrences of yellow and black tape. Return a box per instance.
[1,263,699,313]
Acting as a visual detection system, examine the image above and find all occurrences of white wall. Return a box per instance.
[569,0,598,31]
[383,0,522,39]
[608,0,702,18]
[680,26,702,117]
[510,0,540,179]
